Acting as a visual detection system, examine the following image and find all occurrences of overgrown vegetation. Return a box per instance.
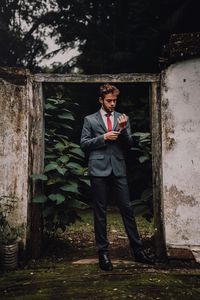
[0,0,199,71]
[117,85,153,219]
[32,96,90,234]
[32,90,153,235]
[131,132,153,220]
[0,211,20,245]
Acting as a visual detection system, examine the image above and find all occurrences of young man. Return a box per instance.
[80,83,153,271]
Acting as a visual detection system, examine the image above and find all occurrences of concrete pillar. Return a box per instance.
[161,58,200,262]
[0,68,44,255]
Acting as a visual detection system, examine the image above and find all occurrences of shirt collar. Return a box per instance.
[100,107,113,116]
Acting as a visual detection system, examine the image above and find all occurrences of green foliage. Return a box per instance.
[130,132,153,220]
[0,0,55,69]
[132,132,151,164]
[32,96,89,234]
[0,211,20,245]
[1,0,199,71]
[52,0,160,73]
[116,86,153,220]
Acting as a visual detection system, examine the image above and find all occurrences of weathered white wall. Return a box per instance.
[0,70,32,246]
[161,58,200,261]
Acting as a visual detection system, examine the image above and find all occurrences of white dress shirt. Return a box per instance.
[100,107,114,130]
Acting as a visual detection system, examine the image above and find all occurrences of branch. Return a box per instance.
[38,45,68,61]
[22,11,62,43]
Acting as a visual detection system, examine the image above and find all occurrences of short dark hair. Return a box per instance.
[99,83,120,99]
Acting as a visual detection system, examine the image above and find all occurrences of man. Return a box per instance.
[80,83,153,271]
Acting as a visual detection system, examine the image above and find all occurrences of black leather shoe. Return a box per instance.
[134,250,155,265]
[99,253,113,271]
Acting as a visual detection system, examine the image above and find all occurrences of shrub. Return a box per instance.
[32,96,90,235]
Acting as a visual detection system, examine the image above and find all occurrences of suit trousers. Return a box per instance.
[90,174,143,254]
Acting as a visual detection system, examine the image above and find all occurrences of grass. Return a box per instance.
[39,207,155,262]
[67,208,154,237]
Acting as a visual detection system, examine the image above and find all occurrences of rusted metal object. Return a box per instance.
[0,242,19,270]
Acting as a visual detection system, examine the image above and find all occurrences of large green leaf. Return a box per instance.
[62,108,71,112]
[133,132,150,138]
[32,194,47,203]
[31,174,48,181]
[56,99,65,104]
[48,193,65,204]
[45,103,56,110]
[138,155,149,163]
[79,178,91,187]
[54,142,65,151]
[56,166,67,175]
[59,155,70,163]
[58,136,69,146]
[67,162,83,170]
[60,181,79,194]
[69,147,85,158]
[46,98,58,104]
[58,112,75,120]
[45,113,52,117]
[140,139,151,143]
[71,169,84,175]
[47,177,65,185]
[44,162,58,172]
[69,142,80,148]
[69,199,89,209]
[59,123,73,130]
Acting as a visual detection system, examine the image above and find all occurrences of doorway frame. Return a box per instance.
[32,72,165,258]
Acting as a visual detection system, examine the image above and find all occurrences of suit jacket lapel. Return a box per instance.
[113,111,118,131]
[95,110,107,132]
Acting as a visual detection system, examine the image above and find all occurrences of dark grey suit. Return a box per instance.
[80,110,142,254]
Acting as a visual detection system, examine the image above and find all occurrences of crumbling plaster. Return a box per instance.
[161,58,200,261]
[0,71,32,245]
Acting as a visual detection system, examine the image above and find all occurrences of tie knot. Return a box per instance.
[105,112,112,117]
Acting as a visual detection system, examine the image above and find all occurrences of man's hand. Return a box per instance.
[104,131,119,141]
[117,113,128,131]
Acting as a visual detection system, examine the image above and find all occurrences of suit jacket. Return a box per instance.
[80,110,133,177]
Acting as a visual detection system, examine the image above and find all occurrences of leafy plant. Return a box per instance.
[32,96,90,235]
[132,132,151,164]
[0,211,20,245]
[130,132,153,220]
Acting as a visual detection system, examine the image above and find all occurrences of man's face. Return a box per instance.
[99,92,117,113]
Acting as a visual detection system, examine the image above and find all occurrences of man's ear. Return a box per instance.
[99,97,103,105]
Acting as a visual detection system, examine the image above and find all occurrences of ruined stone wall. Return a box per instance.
[0,68,32,246]
[161,58,200,261]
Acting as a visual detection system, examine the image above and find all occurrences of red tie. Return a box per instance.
[106,113,112,131]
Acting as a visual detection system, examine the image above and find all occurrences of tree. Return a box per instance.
[53,0,199,74]
[160,0,200,51]
[52,0,160,73]
[0,0,60,70]
[1,0,199,72]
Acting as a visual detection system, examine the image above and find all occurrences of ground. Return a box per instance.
[0,209,200,299]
